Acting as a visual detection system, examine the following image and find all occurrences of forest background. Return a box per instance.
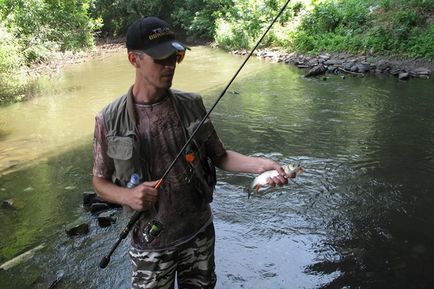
[1,0,433,104]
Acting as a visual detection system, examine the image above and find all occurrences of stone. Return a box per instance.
[350,65,359,72]
[342,62,353,71]
[308,58,318,66]
[83,191,99,207]
[324,59,337,65]
[90,202,110,214]
[327,65,336,72]
[65,218,89,237]
[390,67,401,76]
[305,65,327,77]
[296,64,310,69]
[2,199,14,209]
[357,63,371,73]
[398,72,410,80]
[376,60,391,72]
[412,67,431,76]
[83,191,121,211]
[97,211,117,228]
[319,54,330,60]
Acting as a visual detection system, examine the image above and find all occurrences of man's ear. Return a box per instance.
[128,52,140,68]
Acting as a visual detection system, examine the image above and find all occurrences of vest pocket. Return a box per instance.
[107,136,134,160]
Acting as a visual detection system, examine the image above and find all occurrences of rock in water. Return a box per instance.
[305,65,326,77]
[65,218,89,237]
[1,199,15,209]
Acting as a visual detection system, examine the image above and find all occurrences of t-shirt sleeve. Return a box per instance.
[205,129,227,165]
[92,112,114,179]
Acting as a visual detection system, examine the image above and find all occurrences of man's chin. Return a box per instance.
[160,80,173,89]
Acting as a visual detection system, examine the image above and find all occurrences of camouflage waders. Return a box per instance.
[129,223,217,289]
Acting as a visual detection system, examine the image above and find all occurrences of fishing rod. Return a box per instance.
[99,0,292,269]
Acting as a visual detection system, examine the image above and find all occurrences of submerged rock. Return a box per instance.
[90,202,110,214]
[83,191,121,211]
[97,211,117,228]
[65,218,89,237]
[1,199,15,209]
[83,191,100,208]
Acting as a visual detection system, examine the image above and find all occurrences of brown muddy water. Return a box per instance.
[0,46,434,289]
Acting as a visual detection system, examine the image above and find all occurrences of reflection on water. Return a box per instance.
[1,46,434,288]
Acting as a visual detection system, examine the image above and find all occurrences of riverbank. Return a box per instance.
[31,40,433,82]
[28,38,125,77]
[233,48,433,80]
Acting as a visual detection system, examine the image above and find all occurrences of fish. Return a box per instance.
[249,163,304,196]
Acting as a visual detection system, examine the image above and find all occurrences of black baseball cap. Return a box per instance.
[126,16,189,60]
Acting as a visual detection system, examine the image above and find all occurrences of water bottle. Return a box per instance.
[127,173,140,189]
[124,173,140,217]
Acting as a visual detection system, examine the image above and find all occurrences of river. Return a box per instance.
[0,46,433,289]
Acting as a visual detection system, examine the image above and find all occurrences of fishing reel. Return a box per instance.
[143,220,164,243]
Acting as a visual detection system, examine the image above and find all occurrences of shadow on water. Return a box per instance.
[0,141,135,289]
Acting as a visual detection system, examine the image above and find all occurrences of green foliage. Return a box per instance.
[408,23,434,59]
[0,23,27,104]
[214,0,293,49]
[0,0,102,104]
[171,0,233,40]
[1,0,101,62]
[299,0,370,34]
[287,0,434,59]
[90,0,232,40]
[89,0,166,36]
[380,0,434,12]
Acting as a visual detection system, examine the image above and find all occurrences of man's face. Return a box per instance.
[132,51,177,89]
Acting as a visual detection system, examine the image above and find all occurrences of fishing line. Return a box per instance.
[100,0,292,269]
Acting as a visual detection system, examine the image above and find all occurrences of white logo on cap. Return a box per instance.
[148,27,173,40]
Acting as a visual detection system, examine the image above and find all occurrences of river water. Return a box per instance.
[0,46,433,289]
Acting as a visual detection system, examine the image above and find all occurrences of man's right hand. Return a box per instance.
[92,176,159,212]
[124,181,159,211]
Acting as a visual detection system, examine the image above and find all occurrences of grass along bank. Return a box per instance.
[214,0,434,61]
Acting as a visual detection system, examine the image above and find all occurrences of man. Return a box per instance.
[92,16,287,289]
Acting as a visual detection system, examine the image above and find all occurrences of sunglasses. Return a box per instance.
[134,50,185,64]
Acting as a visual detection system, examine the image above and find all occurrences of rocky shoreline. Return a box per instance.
[233,49,433,80]
[30,40,433,81]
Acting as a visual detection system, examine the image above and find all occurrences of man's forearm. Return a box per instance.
[92,176,159,211]
[216,150,272,174]
[92,176,129,205]
[216,150,288,187]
